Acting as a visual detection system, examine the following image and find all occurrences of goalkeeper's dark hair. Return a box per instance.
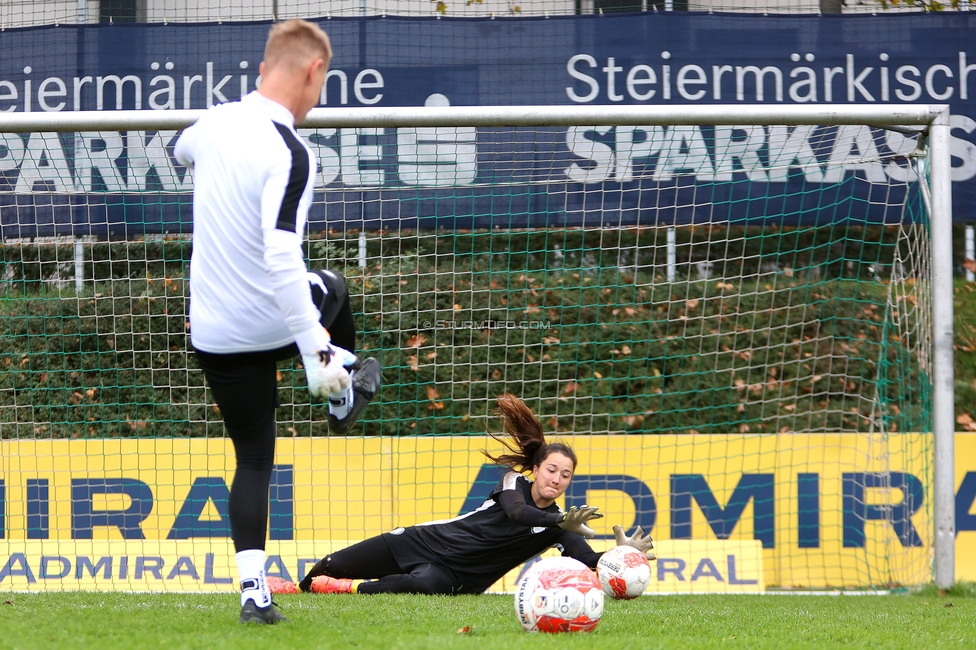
[482,393,577,473]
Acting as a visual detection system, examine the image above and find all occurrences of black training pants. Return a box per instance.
[310,535,462,595]
[195,348,285,552]
[193,274,356,552]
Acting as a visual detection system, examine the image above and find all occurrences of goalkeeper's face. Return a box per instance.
[530,451,575,507]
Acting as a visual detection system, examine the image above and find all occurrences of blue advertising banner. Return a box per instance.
[0,13,972,237]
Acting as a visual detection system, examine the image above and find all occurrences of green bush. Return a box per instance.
[1,226,972,438]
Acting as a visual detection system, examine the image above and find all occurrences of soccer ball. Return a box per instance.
[514,557,604,633]
[596,545,652,600]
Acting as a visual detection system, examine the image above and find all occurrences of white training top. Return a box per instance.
[175,91,330,356]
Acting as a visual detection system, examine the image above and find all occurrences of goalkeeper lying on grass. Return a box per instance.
[269,394,654,596]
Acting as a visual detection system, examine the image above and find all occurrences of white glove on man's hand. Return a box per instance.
[613,524,656,560]
[302,344,358,398]
[557,505,604,539]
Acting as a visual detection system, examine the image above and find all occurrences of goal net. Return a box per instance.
[0,105,953,592]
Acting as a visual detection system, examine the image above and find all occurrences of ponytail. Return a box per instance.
[482,394,577,473]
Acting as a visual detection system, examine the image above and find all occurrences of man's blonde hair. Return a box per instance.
[263,19,332,72]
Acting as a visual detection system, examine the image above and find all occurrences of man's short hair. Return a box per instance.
[264,19,332,72]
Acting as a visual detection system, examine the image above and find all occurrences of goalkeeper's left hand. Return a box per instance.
[613,524,656,560]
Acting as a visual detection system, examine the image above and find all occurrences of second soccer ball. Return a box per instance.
[596,545,652,600]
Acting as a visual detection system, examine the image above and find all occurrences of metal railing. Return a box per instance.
[0,0,970,30]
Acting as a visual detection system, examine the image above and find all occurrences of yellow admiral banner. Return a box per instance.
[0,538,763,595]
[0,433,969,591]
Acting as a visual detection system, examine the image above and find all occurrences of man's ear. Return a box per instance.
[308,58,326,81]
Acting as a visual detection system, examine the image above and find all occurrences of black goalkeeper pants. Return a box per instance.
[194,281,356,553]
[303,535,462,595]
[195,348,284,553]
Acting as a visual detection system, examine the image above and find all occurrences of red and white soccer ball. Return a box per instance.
[596,545,652,600]
[514,557,604,633]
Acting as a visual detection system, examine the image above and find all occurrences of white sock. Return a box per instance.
[328,382,355,420]
[236,549,271,608]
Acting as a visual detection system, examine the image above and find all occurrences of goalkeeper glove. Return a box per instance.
[613,524,656,560]
[302,343,358,399]
[558,505,603,539]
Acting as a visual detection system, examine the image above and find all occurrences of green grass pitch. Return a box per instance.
[1,589,975,650]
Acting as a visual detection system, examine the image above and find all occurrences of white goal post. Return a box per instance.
[0,104,954,591]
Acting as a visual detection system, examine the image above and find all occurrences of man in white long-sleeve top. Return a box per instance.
[175,19,381,625]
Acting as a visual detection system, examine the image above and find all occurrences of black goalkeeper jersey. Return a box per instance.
[382,472,601,594]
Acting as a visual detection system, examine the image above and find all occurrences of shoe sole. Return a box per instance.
[328,357,381,434]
